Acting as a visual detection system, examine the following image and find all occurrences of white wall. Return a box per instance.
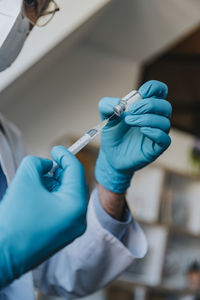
[0,41,141,157]
[87,0,200,62]
[157,129,194,174]
[0,0,198,174]
[0,0,111,91]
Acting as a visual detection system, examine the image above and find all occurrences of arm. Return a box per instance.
[36,80,172,299]
[97,184,126,221]
[35,189,147,299]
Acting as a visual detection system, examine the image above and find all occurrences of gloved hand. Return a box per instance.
[95,80,172,193]
[0,146,88,288]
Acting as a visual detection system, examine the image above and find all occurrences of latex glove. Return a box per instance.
[0,146,88,288]
[95,80,172,193]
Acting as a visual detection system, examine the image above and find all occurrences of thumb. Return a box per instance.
[19,156,53,177]
[98,97,120,121]
[51,146,86,193]
[139,80,168,99]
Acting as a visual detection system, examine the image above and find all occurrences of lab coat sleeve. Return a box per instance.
[93,188,134,240]
[37,189,147,299]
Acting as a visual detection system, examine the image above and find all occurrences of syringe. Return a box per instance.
[68,114,114,155]
[113,90,141,116]
[50,90,142,174]
[50,116,114,174]
[68,90,142,155]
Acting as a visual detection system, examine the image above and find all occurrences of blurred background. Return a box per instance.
[1,0,200,299]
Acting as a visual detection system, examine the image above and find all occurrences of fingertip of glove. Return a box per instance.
[166,134,172,147]
[51,145,65,153]
[23,155,51,166]
[51,145,72,157]
[21,156,53,175]
[51,146,85,174]
[51,145,76,166]
[139,80,168,99]
[98,97,121,113]
[124,115,136,125]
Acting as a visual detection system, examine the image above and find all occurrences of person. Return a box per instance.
[0,1,172,299]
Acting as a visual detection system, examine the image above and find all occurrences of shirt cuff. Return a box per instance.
[92,188,133,241]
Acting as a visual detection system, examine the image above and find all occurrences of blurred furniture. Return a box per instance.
[142,26,200,138]
[187,261,200,291]
[108,163,200,300]
[51,134,200,300]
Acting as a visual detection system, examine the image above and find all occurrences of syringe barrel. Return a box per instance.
[113,90,142,116]
[68,133,92,155]
[49,134,92,175]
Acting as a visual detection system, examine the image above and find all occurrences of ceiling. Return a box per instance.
[87,0,200,62]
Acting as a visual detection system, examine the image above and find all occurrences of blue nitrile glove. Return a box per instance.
[0,146,88,288]
[95,80,172,193]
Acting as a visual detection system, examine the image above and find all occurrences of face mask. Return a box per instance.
[0,13,30,71]
[0,0,22,47]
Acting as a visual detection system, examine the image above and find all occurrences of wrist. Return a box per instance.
[95,149,134,194]
[97,184,126,221]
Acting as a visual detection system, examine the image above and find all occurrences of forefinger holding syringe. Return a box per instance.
[50,90,142,174]
[67,89,142,155]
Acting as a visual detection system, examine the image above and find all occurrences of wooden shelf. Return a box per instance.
[152,161,200,182]
[135,218,200,239]
[121,163,200,299]
[110,278,194,296]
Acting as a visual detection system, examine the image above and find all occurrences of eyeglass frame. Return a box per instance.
[23,0,60,27]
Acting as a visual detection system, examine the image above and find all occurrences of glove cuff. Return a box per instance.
[95,150,134,194]
[0,231,15,288]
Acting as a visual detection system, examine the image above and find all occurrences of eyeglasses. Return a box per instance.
[23,0,60,27]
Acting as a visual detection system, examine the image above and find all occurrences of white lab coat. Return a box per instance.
[0,113,147,300]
